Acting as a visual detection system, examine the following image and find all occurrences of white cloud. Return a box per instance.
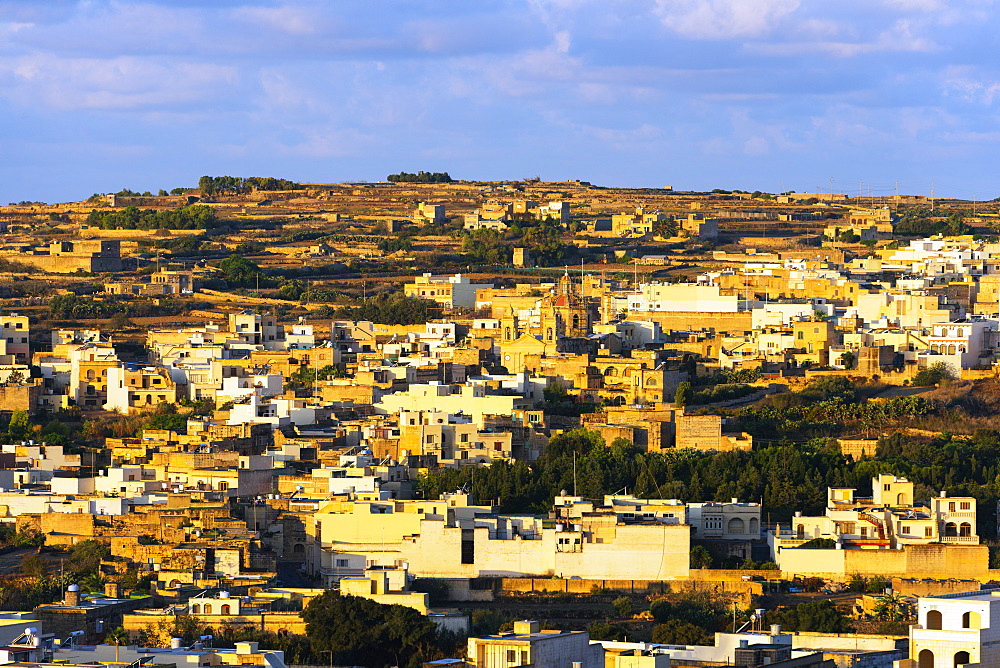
[943,67,1000,105]
[0,53,238,110]
[654,0,801,39]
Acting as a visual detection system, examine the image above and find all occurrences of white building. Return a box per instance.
[925,318,998,370]
[902,588,1000,668]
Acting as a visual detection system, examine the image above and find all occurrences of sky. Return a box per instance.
[2,0,999,203]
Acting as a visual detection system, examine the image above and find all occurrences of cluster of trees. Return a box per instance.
[48,294,186,320]
[463,229,511,264]
[419,421,1000,533]
[198,176,302,196]
[1,540,112,611]
[894,210,969,236]
[731,376,933,438]
[378,237,413,253]
[302,591,448,667]
[334,294,436,326]
[218,255,265,288]
[386,171,453,183]
[690,383,759,405]
[86,205,218,230]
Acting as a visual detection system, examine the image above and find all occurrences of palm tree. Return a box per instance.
[105,626,130,663]
[873,592,913,621]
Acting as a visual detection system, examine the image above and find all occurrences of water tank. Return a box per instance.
[219,591,230,599]
[67,584,79,592]
[170,638,183,649]
[770,624,782,634]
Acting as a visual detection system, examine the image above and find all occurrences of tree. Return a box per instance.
[7,410,30,439]
[675,382,693,408]
[690,545,713,569]
[770,600,852,633]
[612,596,633,618]
[301,591,437,668]
[66,540,111,577]
[652,619,713,645]
[838,351,856,369]
[873,592,912,621]
[218,255,264,287]
[21,555,48,579]
[912,361,954,386]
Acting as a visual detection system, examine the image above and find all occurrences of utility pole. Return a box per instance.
[931,182,935,212]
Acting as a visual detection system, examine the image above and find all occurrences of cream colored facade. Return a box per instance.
[897,589,1000,668]
[311,494,691,584]
[773,475,978,552]
[467,621,603,668]
[374,383,528,428]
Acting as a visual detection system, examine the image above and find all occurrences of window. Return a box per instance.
[506,651,517,664]
[203,604,212,614]
[902,525,911,534]
[221,605,231,615]
[335,559,349,568]
[926,610,942,630]
[960,502,971,510]
[925,526,933,537]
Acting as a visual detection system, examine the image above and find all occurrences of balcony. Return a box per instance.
[941,535,979,543]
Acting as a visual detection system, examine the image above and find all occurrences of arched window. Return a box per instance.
[646,377,657,386]
[728,517,745,534]
[945,522,958,537]
[749,518,759,535]
[546,328,553,340]
[960,522,972,537]
[504,327,511,340]
[954,650,970,666]
[959,345,966,353]
[926,610,942,630]
[897,492,909,506]
[948,345,957,355]
[917,649,934,668]
[293,543,305,553]
[572,314,580,329]
[221,605,231,615]
[203,604,212,614]
[962,611,980,629]
[192,604,200,613]
[604,367,617,377]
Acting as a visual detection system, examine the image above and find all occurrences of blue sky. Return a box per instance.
[2,0,999,203]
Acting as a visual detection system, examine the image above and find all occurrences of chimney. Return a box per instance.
[104,582,121,599]
[513,621,541,635]
[65,584,80,606]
